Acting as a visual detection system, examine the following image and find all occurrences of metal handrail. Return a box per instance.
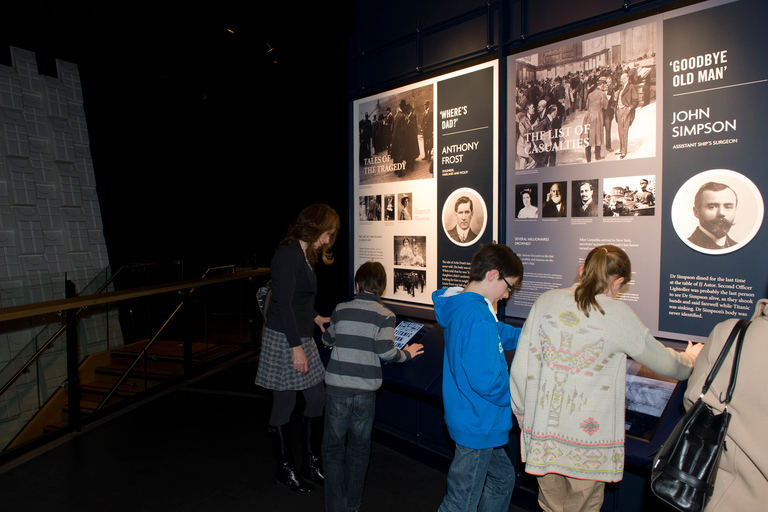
[0,266,268,401]
[0,265,146,398]
[0,269,269,324]
[94,265,238,411]
[0,266,268,454]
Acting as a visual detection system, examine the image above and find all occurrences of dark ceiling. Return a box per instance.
[2,1,350,99]
[1,1,353,281]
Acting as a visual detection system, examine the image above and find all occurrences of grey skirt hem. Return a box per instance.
[254,327,325,391]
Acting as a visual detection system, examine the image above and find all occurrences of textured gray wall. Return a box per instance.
[0,47,118,444]
[0,47,108,290]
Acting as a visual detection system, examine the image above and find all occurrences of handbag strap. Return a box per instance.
[700,318,751,404]
[722,319,749,404]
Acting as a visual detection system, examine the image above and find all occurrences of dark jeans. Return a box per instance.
[322,392,376,512]
[438,443,514,512]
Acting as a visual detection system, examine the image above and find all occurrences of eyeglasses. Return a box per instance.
[500,276,516,294]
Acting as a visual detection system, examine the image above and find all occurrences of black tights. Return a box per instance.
[269,382,326,426]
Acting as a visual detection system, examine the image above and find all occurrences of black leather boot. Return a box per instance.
[301,415,325,486]
[267,424,315,493]
[585,146,592,162]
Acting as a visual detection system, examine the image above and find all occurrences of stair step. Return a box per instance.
[80,391,109,404]
[93,374,167,388]
[44,420,67,432]
[110,339,238,361]
[63,400,101,414]
[62,394,125,415]
[96,361,182,381]
[110,340,191,360]
[80,380,146,396]
[34,340,252,443]
[191,344,240,359]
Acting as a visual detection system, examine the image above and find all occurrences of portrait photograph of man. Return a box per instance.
[671,170,764,255]
[688,182,738,250]
[447,196,477,243]
[572,179,599,217]
[542,181,567,218]
[442,189,486,246]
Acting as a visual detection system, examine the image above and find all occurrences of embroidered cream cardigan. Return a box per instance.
[509,287,695,482]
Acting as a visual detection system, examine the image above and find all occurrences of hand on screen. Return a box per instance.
[685,340,703,359]
[406,343,424,358]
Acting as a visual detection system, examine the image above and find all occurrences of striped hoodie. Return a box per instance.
[322,292,411,397]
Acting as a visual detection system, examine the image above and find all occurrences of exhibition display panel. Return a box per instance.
[349,1,766,510]
[353,0,766,342]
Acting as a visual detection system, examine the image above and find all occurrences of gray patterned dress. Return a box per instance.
[255,242,325,391]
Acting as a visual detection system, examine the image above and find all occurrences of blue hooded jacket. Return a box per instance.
[432,287,521,449]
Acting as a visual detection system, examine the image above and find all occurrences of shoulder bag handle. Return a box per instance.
[700,318,751,405]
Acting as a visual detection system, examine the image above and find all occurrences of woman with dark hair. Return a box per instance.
[399,195,411,220]
[510,245,701,512]
[398,237,414,266]
[517,188,538,218]
[255,203,340,493]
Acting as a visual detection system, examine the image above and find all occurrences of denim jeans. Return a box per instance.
[438,443,515,512]
[322,392,376,512]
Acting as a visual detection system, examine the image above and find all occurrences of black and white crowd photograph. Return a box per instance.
[392,269,427,300]
[357,84,434,185]
[514,22,657,169]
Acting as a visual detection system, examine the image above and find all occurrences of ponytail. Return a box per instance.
[574,245,631,317]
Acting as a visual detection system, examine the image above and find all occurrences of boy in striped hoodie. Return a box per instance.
[321,261,424,512]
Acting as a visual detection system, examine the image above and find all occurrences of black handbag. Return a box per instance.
[650,318,750,512]
[256,280,272,318]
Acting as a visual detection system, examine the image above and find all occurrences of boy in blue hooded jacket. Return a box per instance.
[432,244,523,512]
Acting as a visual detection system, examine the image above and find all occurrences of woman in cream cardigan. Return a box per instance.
[510,245,701,512]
